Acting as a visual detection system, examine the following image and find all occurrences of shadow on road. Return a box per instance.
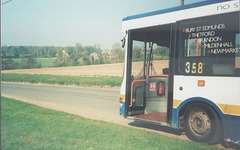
[128,121,240,150]
[128,121,184,136]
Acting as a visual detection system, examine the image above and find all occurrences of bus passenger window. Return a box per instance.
[185,38,206,57]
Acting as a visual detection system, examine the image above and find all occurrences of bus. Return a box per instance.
[119,0,240,145]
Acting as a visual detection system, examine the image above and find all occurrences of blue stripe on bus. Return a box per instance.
[223,114,240,145]
[172,97,224,128]
[122,0,231,21]
[120,102,125,116]
[172,108,179,128]
[172,97,240,145]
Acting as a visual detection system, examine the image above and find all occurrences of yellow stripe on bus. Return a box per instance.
[173,99,240,116]
[120,95,125,102]
[218,104,240,116]
[173,99,182,108]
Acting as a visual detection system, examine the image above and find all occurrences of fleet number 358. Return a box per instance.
[185,62,203,74]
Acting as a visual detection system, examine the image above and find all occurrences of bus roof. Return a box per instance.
[122,0,239,31]
[123,0,231,21]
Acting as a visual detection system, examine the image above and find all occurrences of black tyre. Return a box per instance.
[184,103,222,144]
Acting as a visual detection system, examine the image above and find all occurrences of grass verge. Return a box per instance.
[1,73,122,87]
[1,97,222,150]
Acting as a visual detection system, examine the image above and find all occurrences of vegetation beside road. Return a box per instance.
[1,97,222,150]
[1,43,126,70]
[1,43,170,70]
[1,73,122,87]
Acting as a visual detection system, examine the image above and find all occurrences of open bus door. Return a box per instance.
[125,26,173,124]
[132,75,169,124]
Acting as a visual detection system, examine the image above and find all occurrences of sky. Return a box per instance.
[1,0,206,50]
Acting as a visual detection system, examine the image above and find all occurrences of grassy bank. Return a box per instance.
[1,97,222,150]
[1,73,122,87]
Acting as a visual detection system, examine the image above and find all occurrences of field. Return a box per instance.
[36,58,56,68]
[2,60,169,77]
[2,58,56,68]
[1,97,221,150]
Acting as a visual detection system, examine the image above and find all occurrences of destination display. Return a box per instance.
[182,22,239,55]
[180,12,240,76]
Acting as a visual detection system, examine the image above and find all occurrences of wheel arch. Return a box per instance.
[177,97,224,128]
[179,97,225,144]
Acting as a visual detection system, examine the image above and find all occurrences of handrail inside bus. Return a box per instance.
[148,74,168,77]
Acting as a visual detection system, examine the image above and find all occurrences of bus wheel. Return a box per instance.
[184,103,222,144]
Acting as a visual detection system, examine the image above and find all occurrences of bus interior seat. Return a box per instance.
[162,68,169,74]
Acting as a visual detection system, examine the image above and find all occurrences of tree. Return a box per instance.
[111,43,125,63]
[82,56,91,65]
[132,46,143,61]
[75,43,84,57]
[19,56,41,69]
[68,54,80,66]
[18,46,28,57]
[1,46,8,57]
[2,58,19,70]
[98,53,104,64]
[9,46,19,57]
[155,47,169,57]
[91,55,95,65]
[26,56,41,68]
[53,50,66,67]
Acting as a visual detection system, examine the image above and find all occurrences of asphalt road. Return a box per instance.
[1,82,131,125]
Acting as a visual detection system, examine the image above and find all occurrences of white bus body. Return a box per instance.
[120,0,240,146]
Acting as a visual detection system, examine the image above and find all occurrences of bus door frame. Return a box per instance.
[125,34,147,116]
[125,23,176,126]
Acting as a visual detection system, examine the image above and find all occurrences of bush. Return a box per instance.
[2,58,19,70]
[2,56,42,70]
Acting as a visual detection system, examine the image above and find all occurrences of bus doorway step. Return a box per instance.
[134,112,167,123]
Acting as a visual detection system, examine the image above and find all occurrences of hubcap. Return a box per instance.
[189,110,211,137]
